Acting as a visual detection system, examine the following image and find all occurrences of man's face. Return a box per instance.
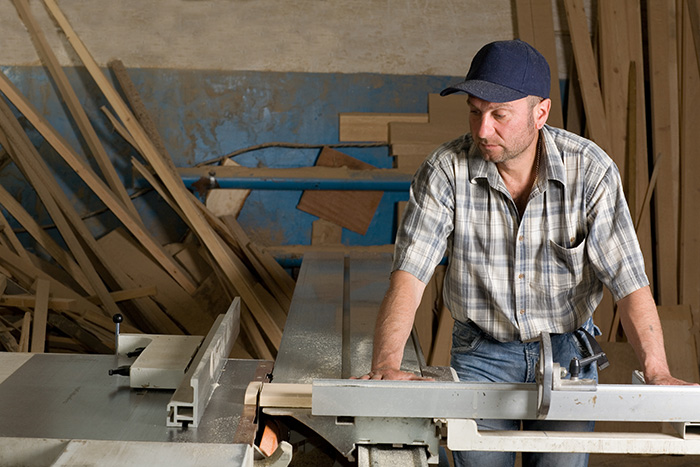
[467,95,541,164]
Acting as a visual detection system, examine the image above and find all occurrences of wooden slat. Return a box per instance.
[0,72,198,296]
[647,0,680,305]
[0,294,74,311]
[679,2,700,311]
[0,100,121,319]
[0,206,30,262]
[514,0,564,128]
[11,0,140,222]
[339,113,428,142]
[29,278,49,353]
[563,0,611,152]
[599,0,631,176]
[0,183,92,294]
[18,311,30,353]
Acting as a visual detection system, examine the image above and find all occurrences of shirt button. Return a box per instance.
[570,236,576,243]
[518,273,525,279]
[519,235,524,241]
[519,309,526,315]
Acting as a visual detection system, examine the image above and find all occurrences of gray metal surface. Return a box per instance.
[312,378,700,423]
[268,252,440,463]
[273,251,423,383]
[0,353,261,444]
[168,298,240,427]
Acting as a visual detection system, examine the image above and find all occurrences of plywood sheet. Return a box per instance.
[297,147,383,235]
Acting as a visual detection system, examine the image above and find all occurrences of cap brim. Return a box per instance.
[440,80,528,103]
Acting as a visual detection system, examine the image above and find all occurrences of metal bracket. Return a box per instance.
[166,297,240,427]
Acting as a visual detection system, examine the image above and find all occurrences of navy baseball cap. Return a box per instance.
[440,39,550,103]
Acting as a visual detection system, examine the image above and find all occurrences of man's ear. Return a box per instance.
[535,98,551,129]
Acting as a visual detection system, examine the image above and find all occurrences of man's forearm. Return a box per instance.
[371,270,426,371]
[616,286,672,382]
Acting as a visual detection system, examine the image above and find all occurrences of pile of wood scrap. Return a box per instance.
[338,0,700,374]
[0,0,293,359]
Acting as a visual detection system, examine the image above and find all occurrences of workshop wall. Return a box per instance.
[0,0,577,250]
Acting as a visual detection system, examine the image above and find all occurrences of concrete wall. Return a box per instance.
[0,1,586,249]
[2,0,514,75]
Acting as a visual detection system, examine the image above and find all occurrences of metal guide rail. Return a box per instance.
[262,252,700,463]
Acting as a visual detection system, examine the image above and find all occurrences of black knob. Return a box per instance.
[113,314,123,324]
[108,365,131,376]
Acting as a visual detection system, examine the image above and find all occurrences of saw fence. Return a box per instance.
[0,0,293,359]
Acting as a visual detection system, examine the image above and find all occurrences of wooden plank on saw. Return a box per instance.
[647,0,680,305]
[513,0,564,128]
[0,72,198,296]
[29,278,49,353]
[563,0,611,153]
[297,147,383,235]
[41,0,281,347]
[339,113,428,142]
[97,228,212,335]
[11,0,140,221]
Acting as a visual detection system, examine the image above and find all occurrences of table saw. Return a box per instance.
[2,251,700,466]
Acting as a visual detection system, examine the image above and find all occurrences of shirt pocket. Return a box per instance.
[546,237,587,290]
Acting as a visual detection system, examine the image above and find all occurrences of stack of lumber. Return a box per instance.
[0,0,293,359]
[338,0,700,375]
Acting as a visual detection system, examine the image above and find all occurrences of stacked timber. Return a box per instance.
[0,0,291,359]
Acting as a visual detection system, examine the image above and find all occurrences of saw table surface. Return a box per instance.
[0,352,266,465]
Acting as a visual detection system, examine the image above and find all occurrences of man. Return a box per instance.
[358,40,693,466]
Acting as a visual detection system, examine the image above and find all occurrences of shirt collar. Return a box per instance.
[466,125,567,188]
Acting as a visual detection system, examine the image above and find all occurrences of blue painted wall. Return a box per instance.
[0,66,460,251]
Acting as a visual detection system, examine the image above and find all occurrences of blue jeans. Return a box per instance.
[450,319,598,467]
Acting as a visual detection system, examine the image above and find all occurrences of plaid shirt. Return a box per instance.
[393,125,649,342]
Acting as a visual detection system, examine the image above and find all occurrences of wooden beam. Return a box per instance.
[563,0,611,152]
[338,113,428,142]
[647,0,680,305]
[29,278,49,353]
[514,0,564,128]
[18,311,30,353]
[0,182,92,294]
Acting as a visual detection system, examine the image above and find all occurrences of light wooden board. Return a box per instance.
[297,147,383,235]
[29,278,49,353]
[679,2,700,312]
[513,0,563,128]
[647,0,680,305]
[339,113,428,142]
[563,0,610,153]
